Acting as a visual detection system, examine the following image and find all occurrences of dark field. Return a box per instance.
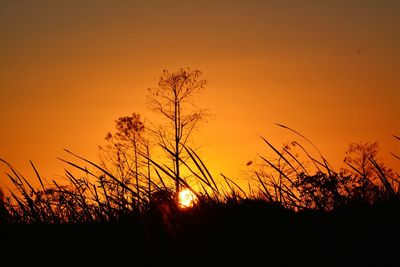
[2,199,399,267]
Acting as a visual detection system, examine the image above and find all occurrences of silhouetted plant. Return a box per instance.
[147,68,209,192]
[0,187,9,223]
[99,113,152,210]
[341,142,398,202]
[256,131,400,211]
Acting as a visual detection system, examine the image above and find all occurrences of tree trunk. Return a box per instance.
[174,89,180,192]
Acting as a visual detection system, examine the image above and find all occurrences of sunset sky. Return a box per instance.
[1,1,399,189]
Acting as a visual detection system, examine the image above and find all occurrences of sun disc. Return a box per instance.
[178,189,197,208]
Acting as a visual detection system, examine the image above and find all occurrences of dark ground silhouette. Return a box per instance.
[1,199,399,267]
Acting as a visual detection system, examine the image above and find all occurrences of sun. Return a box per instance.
[178,188,197,208]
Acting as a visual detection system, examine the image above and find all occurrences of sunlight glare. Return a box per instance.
[178,189,197,208]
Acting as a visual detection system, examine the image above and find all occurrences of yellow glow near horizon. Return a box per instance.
[178,189,197,208]
[0,1,399,193]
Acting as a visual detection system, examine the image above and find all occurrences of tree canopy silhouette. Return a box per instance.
[100,113,150,206]
[147,68,209,192]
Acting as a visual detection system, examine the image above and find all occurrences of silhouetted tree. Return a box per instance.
[344,142,379,180]
[342,142,397,201]
[147,68,208,192]
[100,113,150,205]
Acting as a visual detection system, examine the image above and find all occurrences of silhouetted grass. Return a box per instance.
[0,133,399,266]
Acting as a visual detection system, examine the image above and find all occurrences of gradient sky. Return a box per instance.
[1,1,399,189]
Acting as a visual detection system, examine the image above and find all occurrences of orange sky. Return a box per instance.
[1,1,399,190]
